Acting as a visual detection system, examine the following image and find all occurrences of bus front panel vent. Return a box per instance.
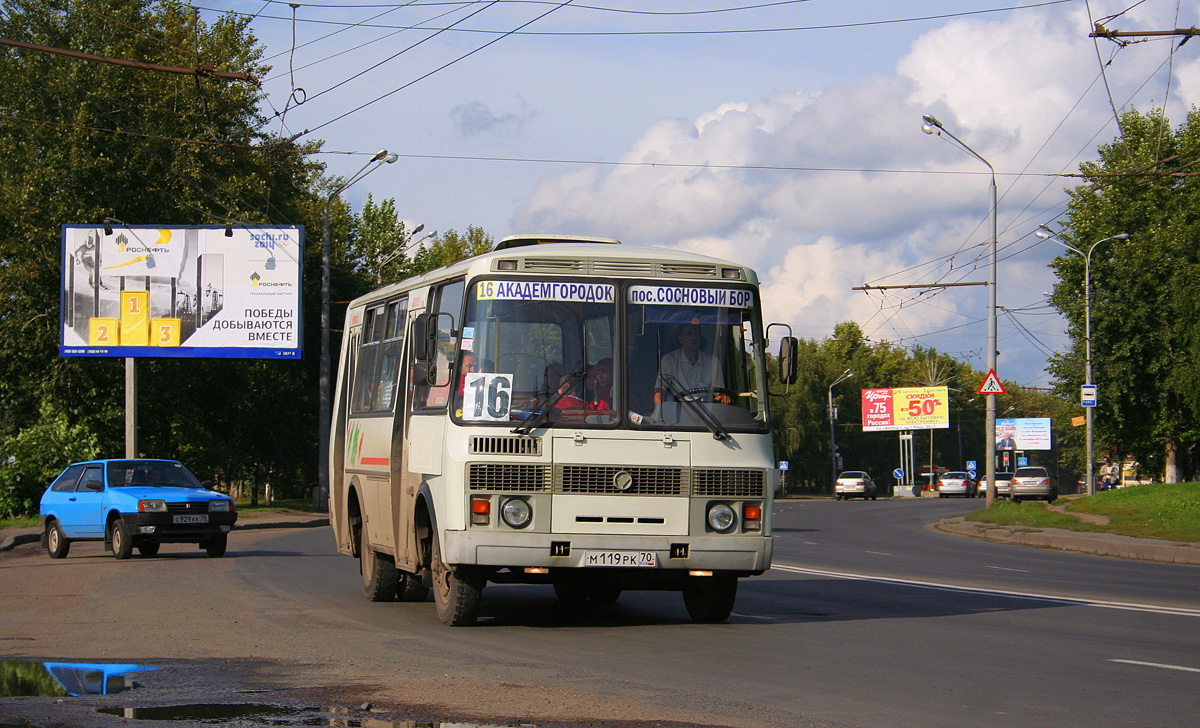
[468,463,552,492]
[693,468,765,498]
[470,435,542,456]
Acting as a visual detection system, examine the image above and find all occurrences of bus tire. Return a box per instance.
[432,536,482,626]
[682,574,737,623]
[360,523,398,601]
[397,571,430,602]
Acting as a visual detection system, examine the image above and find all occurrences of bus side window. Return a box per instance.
[414,280,464,411]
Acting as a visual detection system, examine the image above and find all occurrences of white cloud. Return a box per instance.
[509,2,1200,386]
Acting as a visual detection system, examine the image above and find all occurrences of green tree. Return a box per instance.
[0,403,101,517]
[409,226,494,275]
[1050,107,1200,482]
[0,0,327,507]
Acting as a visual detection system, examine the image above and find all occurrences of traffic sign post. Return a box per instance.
[1081,385,1097,407]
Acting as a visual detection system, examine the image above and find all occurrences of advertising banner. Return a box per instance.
[60,224,303,359]
[995,417,1052,451]
[861,386,950,432]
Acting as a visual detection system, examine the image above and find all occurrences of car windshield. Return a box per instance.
[945,472,968,479]
[1015,468,1047,477]
[839,472,867,479]
[106,460,204,488]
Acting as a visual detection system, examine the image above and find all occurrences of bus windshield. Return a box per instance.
[624,285,768,433]
[458,279,619,427]
[455,279,768,433]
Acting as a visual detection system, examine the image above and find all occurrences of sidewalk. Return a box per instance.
[936,516,1200,566]
[0,508,329,553]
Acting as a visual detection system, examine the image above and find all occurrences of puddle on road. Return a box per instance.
[0,660,156,697]
[98,703,522,727]
[1,661,538,727]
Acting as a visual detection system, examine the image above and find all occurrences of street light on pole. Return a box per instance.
[828,369,854,492]
[1035,226,1130,496]
[375,224,436,284]
[921,113,999,507]
[318,149,398,508]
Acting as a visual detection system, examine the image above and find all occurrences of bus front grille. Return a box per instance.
[469,435,542,456]
[556,465,686,495]
[693,469,765,497]
[469,464,551,492]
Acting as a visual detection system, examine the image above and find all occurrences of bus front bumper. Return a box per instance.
[443,530,772,573]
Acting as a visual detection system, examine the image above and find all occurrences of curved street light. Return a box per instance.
[318,150,398,507]
[921,114,1000,507]
[828,369,854,493]
[1036,226,1130,496]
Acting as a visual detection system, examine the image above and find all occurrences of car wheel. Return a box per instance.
[205,533,227,558]
[682,574,738,623]
[431,535,483,626]
[46,520,70,559]
[359,519,398,602]
[136,542,160,557]
[110,520,133,560]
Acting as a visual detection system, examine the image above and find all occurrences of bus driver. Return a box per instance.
[656,323,731,404]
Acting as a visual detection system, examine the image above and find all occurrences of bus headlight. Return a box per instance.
[706,503,736,533]
[500,498,532,529]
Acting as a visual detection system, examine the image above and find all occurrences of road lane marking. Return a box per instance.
[1108,659,1200,674]
[864,551,891,556]
[771,563,1200,617]
[985,565,1030,573]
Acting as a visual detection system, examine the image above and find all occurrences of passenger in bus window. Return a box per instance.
[657,323,731,404]
[585,357,613,410]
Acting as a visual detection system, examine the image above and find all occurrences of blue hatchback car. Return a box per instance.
[39,459,236,559]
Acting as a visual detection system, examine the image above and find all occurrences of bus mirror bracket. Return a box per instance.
[765,323,797,394]
[412,313,436,362]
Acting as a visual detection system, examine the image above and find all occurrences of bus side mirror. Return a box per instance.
[413,360,434,386]
[779,336,798,385]
[412,313,436,363]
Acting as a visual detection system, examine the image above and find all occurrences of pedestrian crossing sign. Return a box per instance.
[978,370,1006,395]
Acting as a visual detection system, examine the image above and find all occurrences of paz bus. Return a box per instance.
[328,235,796,625]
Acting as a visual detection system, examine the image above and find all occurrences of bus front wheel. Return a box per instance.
[432,537,483,626]
[682,574,737,623]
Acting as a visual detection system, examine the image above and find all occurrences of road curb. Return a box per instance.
[0,514,329,553]
[937,516,1200,565]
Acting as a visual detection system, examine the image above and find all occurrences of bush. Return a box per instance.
[0,404,101,518]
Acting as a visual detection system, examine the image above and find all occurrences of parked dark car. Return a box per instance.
[39,459,236,559]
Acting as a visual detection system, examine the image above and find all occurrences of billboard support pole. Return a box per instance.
[125,357,137,458]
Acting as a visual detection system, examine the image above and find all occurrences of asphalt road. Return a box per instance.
[3,499,1198,728]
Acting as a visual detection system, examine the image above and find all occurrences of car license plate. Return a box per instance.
[172,514,208,524]
[582,550,656,568]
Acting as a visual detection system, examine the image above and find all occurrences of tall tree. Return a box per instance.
[1050,108,1200,482]
[0,0,326,511]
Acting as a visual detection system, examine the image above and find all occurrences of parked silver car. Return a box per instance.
[1010,466,1058,502]
[937,471,977,498]
[835,471,877,500]
[978,472,1014,498]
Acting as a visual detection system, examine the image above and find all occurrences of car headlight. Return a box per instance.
[500,498,532,529]
[706,502,736,533]
[208,499,234,512]
[138,499,166,513]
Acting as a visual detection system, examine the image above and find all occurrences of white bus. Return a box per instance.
[329,235,797,625]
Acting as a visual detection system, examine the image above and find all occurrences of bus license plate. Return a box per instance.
[582,550,656,568]
[172,514,208,524]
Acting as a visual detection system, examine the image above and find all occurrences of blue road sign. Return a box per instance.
[779,461,789,471]
[966,460,977,471]
[968,470,977,480]
[893,468,904,480]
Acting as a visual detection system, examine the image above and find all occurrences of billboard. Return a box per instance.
[996,417,1052,451]
[60,225,303,359]
[861,386,950,432]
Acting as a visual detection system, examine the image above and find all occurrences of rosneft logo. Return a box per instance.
[249,271,293,287]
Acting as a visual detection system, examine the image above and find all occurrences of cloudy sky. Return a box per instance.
[199,0,1200,389]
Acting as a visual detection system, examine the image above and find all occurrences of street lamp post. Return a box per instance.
[318,150,398,508]
[375,224,435,284]
[1036,226,1130,496]
[828,369,854,492]
[921,114,999,507]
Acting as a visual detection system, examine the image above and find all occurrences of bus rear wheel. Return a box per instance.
[360,522,398,601]
[432,537,482,626]
[682,574,737,623]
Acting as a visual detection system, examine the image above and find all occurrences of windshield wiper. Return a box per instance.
[511,369,587,436]
[658,374,731,441]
